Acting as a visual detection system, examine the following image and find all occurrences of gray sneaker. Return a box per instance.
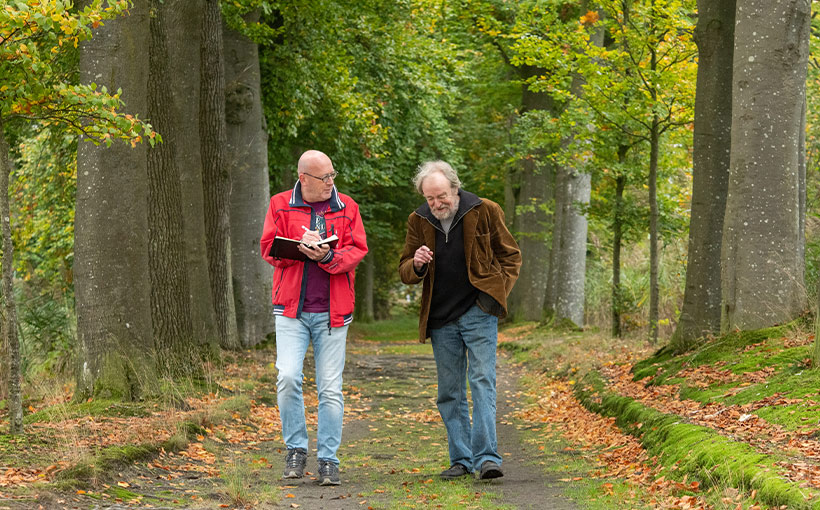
[283,448,307,479]
[317,460,341,486]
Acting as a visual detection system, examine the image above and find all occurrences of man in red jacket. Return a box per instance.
[260,150,368,486]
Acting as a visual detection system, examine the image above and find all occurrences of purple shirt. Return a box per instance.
[302,199,331,313]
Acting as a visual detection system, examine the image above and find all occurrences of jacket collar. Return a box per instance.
[289,181,345,212]
[414,189,482,228]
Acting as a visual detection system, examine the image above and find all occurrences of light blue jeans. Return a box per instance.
[430,304,500,471]
[275,313,348,465]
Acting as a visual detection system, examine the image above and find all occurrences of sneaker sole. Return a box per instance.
[283,472,304,479]
[479,468,503,480]
[319,478,341,486]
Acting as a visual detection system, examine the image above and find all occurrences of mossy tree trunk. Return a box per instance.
[200,0,239,349]
[672,0,734,350]
[75,2,157,400]
[0,122,22,434]
[223,13,274,348]
[721,0,809,332]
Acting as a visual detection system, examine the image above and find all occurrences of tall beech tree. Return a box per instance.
[74,2,160,400]
[721,0,810,332]
[165,0,221,350]
[147,0,201,374]
[223,12,274,347]
[672,0,735,350]
[200,0,239,349]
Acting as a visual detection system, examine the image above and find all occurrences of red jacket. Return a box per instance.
[260,183,368,327]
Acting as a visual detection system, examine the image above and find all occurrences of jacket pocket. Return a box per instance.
[474,233,492,272]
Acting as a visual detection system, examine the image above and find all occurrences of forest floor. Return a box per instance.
[2,316,820,509]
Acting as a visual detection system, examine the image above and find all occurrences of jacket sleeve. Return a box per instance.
[318,201,368,274]
[260,198,298,269]
[488,202,521,295]
[399,213,425,285]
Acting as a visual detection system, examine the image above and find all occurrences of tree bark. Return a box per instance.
[721,0,810,332]
[0,124,22,434]
[223,14,274,347]
[75,3,155,399]
[550,166,590,327]
[647,6,660,344]
[672,0,734,350]
[507,65,554,321]
[165,0,221,354]
[356,252,375,322]
[200,0,239,349]
[612,169,627,337]
[147,0,202,376]
[648,115,660,344]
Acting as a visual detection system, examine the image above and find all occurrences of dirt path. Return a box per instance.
[279,345,579,509]
[493,358,579,510]
[3,339,580,510]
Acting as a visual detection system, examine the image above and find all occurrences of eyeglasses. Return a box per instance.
[302,171,338,184]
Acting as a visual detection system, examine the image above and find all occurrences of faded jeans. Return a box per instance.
[275,313,348,465]
[430,304,500,471]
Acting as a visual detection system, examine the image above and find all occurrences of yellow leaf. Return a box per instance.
[117,481,130,488]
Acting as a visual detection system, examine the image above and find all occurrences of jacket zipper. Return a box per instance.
[422,201,480,243]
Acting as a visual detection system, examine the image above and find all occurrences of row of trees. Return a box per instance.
[2,0,818,434]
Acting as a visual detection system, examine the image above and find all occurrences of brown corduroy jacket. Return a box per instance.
[399,190,522,343]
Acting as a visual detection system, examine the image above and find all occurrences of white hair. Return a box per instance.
[412,160,461,194]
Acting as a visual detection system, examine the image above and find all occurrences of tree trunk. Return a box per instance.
[508,65,554,321]
[612,170,627,338]
[75,4,156,399]
[165,0,221,354]
[0,124,22,434]
[547,44,596,328]
[200,0,239,349]
[223,14,274,347]
[647,8,660,344]
[648,115,660,344]
[147,0,201,376]
[356,252,375,322]
[671,0,734,350]
[721,0,810,332]
[550,166,590,327]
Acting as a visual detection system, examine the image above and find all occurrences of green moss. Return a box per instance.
[57,444,158,486]
[218,395,252,420]
[576,370,820,510]
[25,399,151,424]
[632,324,795,387]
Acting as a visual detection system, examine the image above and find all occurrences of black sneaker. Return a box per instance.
[317,460,341,486]
[478,460,503,480]
[440,463,470,480]
[283,448,307,479]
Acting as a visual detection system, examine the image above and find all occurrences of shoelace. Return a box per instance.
[286,451,305,469]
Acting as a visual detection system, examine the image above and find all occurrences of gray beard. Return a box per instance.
[431,196,459,221]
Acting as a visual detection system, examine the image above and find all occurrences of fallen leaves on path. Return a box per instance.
[517,373,714,509]
[0,348,364,494]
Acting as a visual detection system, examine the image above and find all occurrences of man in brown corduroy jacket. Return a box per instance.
[399,160,521,481]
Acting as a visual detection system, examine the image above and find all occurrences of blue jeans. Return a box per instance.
[430,304,500,471]
[275,313,348,465]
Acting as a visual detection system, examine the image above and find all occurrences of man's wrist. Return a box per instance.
[319,248,334,264]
